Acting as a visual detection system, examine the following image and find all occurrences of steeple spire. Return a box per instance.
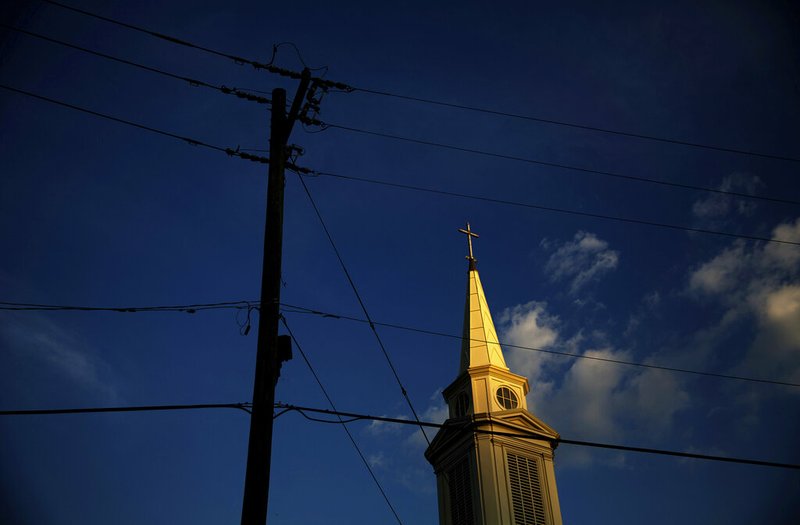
[458,222,507,373]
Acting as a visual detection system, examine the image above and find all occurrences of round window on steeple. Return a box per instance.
[495,387,518,410]
[454,392,470,417]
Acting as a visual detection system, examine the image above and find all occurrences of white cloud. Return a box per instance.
[0,313,117,400]
[624,291,662,337]
[543,231,619,294]
[364,414,408,436]
[498,302,689,467]
[498,301,559,386]
[688,242,747,294]
[360,390,444,496]
[367,452,386,469]
[554,347,631,440]
[765,285,800,327]
[422,392,449,424]
[691,173,761,220]
[762,217,800,270]
[687,216,800,386]
[624,368,689,434]
[741,284,800,384]
[405,390,449,450]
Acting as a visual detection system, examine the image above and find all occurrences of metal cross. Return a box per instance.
[458,222,479,262]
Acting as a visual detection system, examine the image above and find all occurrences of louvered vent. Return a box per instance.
[448,457,474,525]
[507,453,546,525]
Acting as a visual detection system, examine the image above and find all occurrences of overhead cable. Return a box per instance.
[1,24,270,105]
[7,401,796,469]
[0,402,253,415]
[2,299,797,388]
[351,88,800,163]
[294,174,432,445]
[39,0,350,91]
[39,1,800,164]
[276,404,800,470]
[317,123,800,207]
[280,303,800,388]
[280,316,403,525]
[0,84,271,165]
[0,300,255,313]
[302,170,800,247]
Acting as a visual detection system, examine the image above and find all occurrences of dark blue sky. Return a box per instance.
[1,1,799,524]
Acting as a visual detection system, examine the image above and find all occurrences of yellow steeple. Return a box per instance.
[458,222,508,372]
[452,222,527,415]
[425,223,563,525]
[460,263,508,372]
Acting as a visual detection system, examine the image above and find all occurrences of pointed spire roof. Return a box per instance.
[458,223,508,373]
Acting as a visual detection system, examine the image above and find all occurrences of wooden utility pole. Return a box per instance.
[241,70,311,525]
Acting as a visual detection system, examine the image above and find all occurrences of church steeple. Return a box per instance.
[425,224,563,525]
[458,223,507,372]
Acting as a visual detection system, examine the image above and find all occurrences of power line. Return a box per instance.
[276,403,800,471]
[1,24,271,105]
[39,0,350,91]
[2,299,797,388]
[294,173,432,446]
[6,400,796,469]
[38,0,800,165]
[38,1,800,168]
[306,161,800,247]
[302,170,800,247]
[0,402,253,416]
[0,84,271,165]
[280,303,800,388]
[317,122,800,207]
[280,316,404,525]
[351,88,800,164]
[6,79,793,247]
[0,300,255,313]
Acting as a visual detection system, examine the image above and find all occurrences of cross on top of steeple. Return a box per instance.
[458,222,479,269]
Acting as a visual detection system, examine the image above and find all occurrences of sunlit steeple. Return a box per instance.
[425,223,563,525]
[458,222,508,373]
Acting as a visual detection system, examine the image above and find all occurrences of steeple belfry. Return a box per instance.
[425,224,563,525]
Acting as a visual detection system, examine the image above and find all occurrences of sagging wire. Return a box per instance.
[279,315,404,525]
[1,83,273,167]
[294,409,364,425]
[1,24,272,106]
[273,407,293,420]
[292,172,431,447]
[235,303,258,336]
[275,403,800,470]
[269,41,329,74]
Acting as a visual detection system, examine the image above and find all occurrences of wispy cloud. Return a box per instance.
[542,231,619,294]
[403,389,448,451]
[497,301,559,385]
[691,173,761,220]
[364,413,408,437]
[0,313,118,401]
[689,241,747,294]
[687,217,800,385]
[500,302,689,468]
[359,389,443,495]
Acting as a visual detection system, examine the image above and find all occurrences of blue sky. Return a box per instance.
[1,1,799,523]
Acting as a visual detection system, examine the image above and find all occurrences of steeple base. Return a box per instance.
[426,410,562,525]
